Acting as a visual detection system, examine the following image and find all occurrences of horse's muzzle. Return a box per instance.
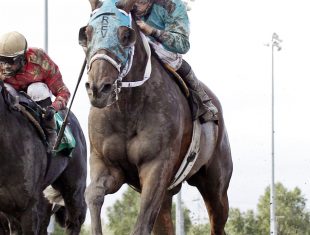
[85,81,113,108]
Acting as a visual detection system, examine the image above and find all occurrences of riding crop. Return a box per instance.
[53,58,87,151]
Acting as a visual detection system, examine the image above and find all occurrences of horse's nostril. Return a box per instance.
[101,84,112,93]
[85,82,90,89]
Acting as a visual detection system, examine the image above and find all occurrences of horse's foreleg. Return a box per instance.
[85,181,104,235]
[153,194,175,235]
[85,155,124,235]
[131,159,173,235]
[57,184,86,235]
[53,171,87,235]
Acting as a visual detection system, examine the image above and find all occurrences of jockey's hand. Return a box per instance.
[136,20,155,36]
[43,106,56,120]
[0,69,7,81]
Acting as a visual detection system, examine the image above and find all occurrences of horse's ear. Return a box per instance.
[117,26,136,47]
[79,25,93,53]
[78,26,88,48]
[89,0,102,11]
[115,0,137,13]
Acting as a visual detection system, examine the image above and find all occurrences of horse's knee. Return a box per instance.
[85,183,106,206]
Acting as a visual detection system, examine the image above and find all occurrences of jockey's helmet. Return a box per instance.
[0,31,27,76]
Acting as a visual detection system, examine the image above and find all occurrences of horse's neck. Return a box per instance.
[117,32,150,109]
[0,89,9,120]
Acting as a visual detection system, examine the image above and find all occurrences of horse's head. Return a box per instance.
[80,0,138,108]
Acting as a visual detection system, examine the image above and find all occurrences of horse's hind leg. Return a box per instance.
[85,153,124,235]
[153,193,175,235]
[187,159,232,235]
[53,173,87,235]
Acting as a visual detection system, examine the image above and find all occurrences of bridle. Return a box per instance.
[86,8,152,104]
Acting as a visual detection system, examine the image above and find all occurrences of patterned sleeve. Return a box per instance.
[155,1,190,54]
[39,50,71,111]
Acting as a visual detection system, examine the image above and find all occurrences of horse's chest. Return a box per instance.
[94,131,160,165]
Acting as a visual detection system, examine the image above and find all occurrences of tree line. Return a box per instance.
[52,182,310,235]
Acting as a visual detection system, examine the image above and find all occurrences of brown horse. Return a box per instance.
[82,0,233,234]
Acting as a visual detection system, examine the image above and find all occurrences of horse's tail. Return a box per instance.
[54,206,66,227]
[43,186,67,227]
[43,185,65,206]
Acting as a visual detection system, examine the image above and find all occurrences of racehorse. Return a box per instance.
[0,80,87,235]
[83,0,233,234]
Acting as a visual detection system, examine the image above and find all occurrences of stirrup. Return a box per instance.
[199,111,218,123]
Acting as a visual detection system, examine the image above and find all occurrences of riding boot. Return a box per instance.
[177,61,218,123]
[42,117,57,154]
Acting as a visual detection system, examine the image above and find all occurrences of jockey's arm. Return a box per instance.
[40,52,70,111]
[139,0,190,54]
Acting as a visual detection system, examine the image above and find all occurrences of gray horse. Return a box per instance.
[0,81,87,235]
[82,0,233,234]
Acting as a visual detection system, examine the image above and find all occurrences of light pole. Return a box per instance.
[44,1,55,234]
[176,190,185,235]
[270,32,282,235]
[44,0,48,53]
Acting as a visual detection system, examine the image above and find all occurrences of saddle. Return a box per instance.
[154,55,199,121]
[0,83,75,157]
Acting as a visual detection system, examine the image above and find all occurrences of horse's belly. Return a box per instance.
[187,122,218,178]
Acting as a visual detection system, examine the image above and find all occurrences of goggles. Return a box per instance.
[0,54,24,65]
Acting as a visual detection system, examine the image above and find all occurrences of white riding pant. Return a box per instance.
[4,82,52,102]
[147,39,183,70]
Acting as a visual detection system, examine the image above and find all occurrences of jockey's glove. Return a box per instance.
[137,20,156,36]
[43,106,56,120]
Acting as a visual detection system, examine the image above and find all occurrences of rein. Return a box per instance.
[119,32,152,88]
[114,32,152,105]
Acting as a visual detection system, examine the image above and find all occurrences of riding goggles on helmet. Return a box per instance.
[0,54,24,65]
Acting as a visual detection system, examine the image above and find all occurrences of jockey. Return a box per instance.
[133,0,218,122]
[0,31,71,152]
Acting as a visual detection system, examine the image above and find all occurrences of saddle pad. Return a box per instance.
[55,113,76,157]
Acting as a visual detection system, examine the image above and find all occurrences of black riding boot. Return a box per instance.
[42,117,57,154]
[177,60,218,123]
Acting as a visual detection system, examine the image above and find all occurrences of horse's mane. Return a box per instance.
[0,80,14,107]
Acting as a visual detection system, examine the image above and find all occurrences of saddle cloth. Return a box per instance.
[54,112,76,157]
